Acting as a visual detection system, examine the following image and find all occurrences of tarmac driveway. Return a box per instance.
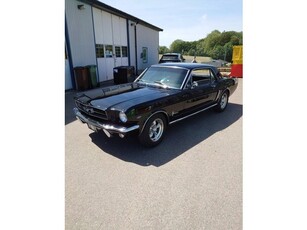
[65,79,242,229]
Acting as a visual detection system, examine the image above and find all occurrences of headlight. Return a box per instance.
[119,111,128,123]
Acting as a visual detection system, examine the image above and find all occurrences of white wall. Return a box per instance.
[129,23,159,74]
[66,0,161,87]
[137,24,159,71]
[65,0,96,67]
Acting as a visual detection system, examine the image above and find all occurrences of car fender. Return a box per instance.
[219,88,230,101]
[138,110,169,135]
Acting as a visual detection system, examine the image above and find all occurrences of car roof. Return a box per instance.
[161,53,181,55]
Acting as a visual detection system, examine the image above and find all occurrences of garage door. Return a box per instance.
[93,8,129,82]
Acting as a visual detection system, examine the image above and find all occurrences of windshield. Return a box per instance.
[136,66,188,89]
[161,55,179,60]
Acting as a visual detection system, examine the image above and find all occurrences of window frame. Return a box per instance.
[122,46,128,57]
[95,44,105,58]
[115,46,121,57]
[105,45,113,58]
[185,68,218,88]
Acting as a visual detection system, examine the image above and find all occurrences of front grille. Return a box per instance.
[76,101,108,120]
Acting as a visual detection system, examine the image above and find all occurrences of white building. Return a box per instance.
[65,0,163,90]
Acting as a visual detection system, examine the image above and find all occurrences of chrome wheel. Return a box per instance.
[139,114,167,147]
[220,92,228,110]
[214,91,229,112]
[149,118,164,142]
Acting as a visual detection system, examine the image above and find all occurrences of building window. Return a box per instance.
[141,47,148,63]
[115,46,121,57]
[96,44,104,58]
[122,46,128,57]
[105,45,113,58]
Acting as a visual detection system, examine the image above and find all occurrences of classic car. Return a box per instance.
[73,63,238,147]
[159,53,185,63]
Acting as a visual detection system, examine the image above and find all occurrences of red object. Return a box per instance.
[230,64,243,78]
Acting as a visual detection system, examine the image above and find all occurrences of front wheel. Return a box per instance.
[139,114,166,147]
[214,91,229,112]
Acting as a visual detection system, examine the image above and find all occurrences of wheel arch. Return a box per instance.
[139,110,169,136]
[224,88,230,96]
[219,87,230,99]
[216,87,230,102]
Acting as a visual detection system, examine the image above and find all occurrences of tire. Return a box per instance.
[139,114,166,147]
[215,91,229,112]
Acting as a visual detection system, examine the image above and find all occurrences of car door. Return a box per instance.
[182,68,219,112]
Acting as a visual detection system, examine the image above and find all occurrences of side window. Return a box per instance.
[185,68,218,89]
[190,68,218,85]
[191,69,211,85]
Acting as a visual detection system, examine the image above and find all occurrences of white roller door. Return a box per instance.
[93,9,129,82]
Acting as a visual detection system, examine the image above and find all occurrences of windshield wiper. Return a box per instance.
[136,79,148,86]
[154,81,169,88]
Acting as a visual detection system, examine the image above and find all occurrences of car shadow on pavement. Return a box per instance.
[89,103,242,167]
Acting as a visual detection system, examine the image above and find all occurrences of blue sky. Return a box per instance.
[100,0,242,47]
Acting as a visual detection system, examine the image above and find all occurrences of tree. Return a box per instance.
[166,30,243,62]
[203,30,221,53]
[159,46,169,54]
[224,42,233,61]
[169,39,185,53]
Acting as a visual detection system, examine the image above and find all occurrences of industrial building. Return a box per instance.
[65,0,163,90]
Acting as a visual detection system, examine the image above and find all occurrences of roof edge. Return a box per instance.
[79,0,163,32]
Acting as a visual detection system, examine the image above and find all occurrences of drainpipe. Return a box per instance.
[131,21,138,75]
[126,19,130,66]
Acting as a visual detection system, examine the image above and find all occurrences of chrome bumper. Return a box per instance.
[73,108,139,137]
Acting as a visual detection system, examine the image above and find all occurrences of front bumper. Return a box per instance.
[73,108,139,137]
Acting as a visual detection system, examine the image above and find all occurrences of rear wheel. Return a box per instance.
[139,114,166,147]
[215,91,229,112]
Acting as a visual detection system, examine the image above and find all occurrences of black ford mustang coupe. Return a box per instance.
[74,63,238,147]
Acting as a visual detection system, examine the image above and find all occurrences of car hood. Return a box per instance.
[75,83,177,111]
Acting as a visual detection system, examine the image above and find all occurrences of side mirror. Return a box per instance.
[191,81,198,89]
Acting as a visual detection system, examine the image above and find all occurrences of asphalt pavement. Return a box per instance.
[65,78,242,230]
